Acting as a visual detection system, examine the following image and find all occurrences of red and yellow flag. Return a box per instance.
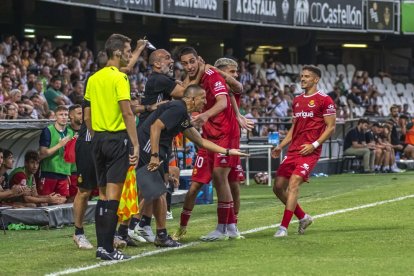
[117,166,139,222]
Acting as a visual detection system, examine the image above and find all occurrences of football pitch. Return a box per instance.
[2,172,414,275]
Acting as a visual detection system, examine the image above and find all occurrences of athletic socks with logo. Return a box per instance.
[95,200,107,248]
[294,204,306,220]
[75,226,84,236]
[101,200,120,253]
[156,228,168,239]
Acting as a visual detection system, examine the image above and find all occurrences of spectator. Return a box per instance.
[343,118,375,173]
[45,76,66,111]
[5,103,18,119]
[9,150,66,206]
[68,81,84,105]
[1,74,13,102]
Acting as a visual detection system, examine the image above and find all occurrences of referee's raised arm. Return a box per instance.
[84,33,139,261]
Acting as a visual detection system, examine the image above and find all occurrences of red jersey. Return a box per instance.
[200,68,238,141]
[288,91,336,156]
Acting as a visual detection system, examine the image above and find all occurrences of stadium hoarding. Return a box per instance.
[402,1,414,34]
[294,0,363,30]
[366,0,394,32]
[100,0,155,12]
[229,0,294,25]
[161,0,224,19]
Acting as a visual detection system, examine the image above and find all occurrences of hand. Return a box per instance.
[191,113,209,128]
[11,184,24,195]
[147,156,160,171]
[48,194,66,204]
[237,115,254,131]
[136,39,148,51]
[58,136,71,147]
[22,186,32,196]
[271,146,282,158]
[175,80,183,86]
[129,146,139,167]
[149,100,168,112]
[228,149,250,157]
[299,144,315,156]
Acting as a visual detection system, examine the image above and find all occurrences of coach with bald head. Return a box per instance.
[138,49,204,123]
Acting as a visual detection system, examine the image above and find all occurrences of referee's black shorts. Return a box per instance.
[75,139,97,191]
[91,131,131,186]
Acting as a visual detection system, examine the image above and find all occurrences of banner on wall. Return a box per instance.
[162,0,224,19]
[230,0,294,25]
[100,0,155,12]
[294,0,363,29]
[367,0,394,32]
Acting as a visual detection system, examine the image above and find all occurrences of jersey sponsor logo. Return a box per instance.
[181,119,190,128]
[294,110,314,118]
[214,81,226,92]
[326,104,336,113]
[193,168,198,175]
[220,158,227,164]
[308,99,315,108]
[295,103,299,107]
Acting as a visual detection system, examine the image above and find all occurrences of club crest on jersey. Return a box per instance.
[193,168,198,175]
[181,119,190,128]
[308,100,315,108]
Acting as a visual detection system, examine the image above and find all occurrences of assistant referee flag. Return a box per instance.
[117,166,139,222]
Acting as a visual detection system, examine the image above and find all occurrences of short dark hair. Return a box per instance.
[69,104,81,113]
[3,149,12,160]
[25,150,39,163]
[105,34,131,59]
[178,47,198,60]
[55,105,68,113]
[302,65,321,78]
[358,118,369,125]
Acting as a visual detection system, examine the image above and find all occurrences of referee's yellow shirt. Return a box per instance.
[85,66,130,132]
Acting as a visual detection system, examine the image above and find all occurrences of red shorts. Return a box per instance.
[228,157,245,182]
[191,148,236,184]
[69,173,78,197]
[276,154,319,182]
[38,177,69,197]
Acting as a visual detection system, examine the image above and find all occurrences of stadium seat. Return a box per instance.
[373,76,382,86]
[383,77,392,86]
[285,64,293,74]
[317,64,326,73]
[337,64,346,75]
[292,64,300,74]
[406,83,414,93]
[346,64,356,72]
[327,64,336,75]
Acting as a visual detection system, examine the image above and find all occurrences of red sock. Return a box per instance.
[217,201,230,224]
[281,209,294,229]
[234,213,238,224]
[227,201,237,224]
[294,204,306,220]
[180,208,192,227]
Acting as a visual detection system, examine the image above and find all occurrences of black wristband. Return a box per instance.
[225,149,230,156]
[151,152,159,158]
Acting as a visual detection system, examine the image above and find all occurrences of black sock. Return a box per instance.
[129,217,140,230]
[95,200,107,248]
[139,215,152,228]
[75,226,84,236]
[156,228,167,238]
[118,224,128,239]
[101,200,120,253]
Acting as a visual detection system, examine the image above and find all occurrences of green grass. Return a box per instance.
[1,172,414,275]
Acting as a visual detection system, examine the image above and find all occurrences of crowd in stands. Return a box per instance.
[1,34,414,206]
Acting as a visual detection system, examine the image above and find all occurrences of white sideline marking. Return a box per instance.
[47,194,414,276]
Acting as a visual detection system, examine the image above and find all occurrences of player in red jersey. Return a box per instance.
[271,65,336,237]
[174,47,242,241]
[214,58,253,235]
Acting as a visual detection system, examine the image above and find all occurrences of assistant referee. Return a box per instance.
[84,33,138,261]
